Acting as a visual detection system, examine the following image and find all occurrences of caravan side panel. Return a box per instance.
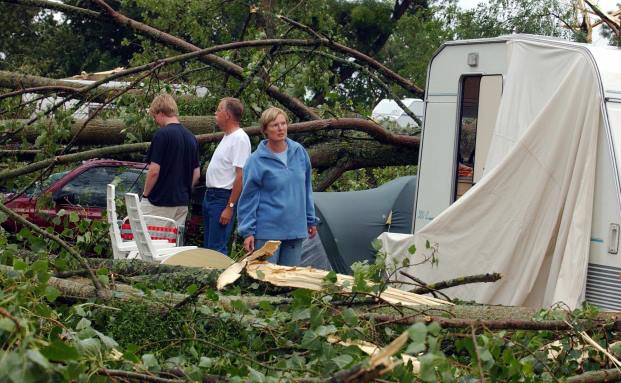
[587,101,621,310]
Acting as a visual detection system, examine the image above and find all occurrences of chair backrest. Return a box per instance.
[120,221,178,244]
[124,193,156,261]
[107,184,125,259]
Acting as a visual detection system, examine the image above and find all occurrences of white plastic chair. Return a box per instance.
[124,193,197,262]
[106,184,174,259]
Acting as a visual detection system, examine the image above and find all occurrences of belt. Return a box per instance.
[206,187,231,191]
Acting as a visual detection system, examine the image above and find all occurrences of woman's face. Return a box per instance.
[264,113,288,143]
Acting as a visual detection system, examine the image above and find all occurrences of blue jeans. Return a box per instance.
[255,238,304,266]
[202,188,234,254]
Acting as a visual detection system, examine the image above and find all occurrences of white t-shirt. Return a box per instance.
[205,128,251,189]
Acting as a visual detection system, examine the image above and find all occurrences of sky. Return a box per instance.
[458,0,620,45]
[459,0,619,11]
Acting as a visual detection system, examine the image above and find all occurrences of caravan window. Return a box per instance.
[454,75,503,200]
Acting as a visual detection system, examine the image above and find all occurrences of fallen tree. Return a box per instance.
[2,116,216,146]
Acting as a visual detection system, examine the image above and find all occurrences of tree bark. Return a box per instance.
[369,315,621,331]
[0,118,419,181]
[566,368,621,383]
[0,264,289,307]
[4,116,217,145]
[0,70,132,102]
[307,138,418,171]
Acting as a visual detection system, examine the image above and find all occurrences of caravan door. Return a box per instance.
[414,69,504,231]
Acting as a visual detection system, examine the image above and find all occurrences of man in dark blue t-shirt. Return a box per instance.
[142,94,200,227]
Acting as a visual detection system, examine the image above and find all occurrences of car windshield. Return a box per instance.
[24,171,70,197]
[56,166,145,207]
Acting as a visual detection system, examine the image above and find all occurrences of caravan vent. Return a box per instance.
[585,263,621,311]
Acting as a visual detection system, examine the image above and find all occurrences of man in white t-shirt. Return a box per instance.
[203,97,251,254]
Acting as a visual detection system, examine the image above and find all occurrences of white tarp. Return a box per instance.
[382,40,602,308]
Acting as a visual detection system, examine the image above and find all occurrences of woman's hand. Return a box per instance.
[244,235,255,253]
[308,225,317,239]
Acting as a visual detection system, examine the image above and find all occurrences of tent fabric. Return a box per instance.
[382,40,602,309]
[301,235,333,271]
[312,176,416,274]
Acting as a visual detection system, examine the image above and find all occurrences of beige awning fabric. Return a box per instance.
[217,241,450,307]
[383,40,602,309]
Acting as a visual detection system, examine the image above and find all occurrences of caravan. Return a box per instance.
[378,35,621,310]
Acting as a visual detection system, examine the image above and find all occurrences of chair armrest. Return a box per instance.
[143,215,178,227]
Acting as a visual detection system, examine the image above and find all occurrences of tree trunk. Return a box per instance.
[0,118,419,182]
[0,69,205,104]
[5,116,217,145]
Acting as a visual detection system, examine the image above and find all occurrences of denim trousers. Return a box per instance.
[255,238,304,266]
[202,188,234,254]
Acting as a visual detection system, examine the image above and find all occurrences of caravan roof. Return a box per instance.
[440,34,621,96]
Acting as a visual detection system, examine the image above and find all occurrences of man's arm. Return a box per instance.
[143,162,160,198]
[192,166,200,187]
[219,166,243,225]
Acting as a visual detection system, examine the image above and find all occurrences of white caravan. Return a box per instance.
[381,35,621,310]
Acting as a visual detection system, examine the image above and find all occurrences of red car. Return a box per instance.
[3,159,204,241]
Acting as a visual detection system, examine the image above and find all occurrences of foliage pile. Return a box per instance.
[1,1,620,382]
[2,223,621,382]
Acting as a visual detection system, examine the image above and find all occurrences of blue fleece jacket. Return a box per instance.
[237,138,319,240]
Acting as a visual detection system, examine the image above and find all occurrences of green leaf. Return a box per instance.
[301,330,318,346]
[30,260,48,273]
[69,212,79,223]
[230,299,248,313]
[94,330,119,349]
[44,286,61,302]
[142,353,160,371]
[255,270,265,280]
[324,271,337,284]
[205,288,219,302]
[248,366,265,382]
[41,339,80,361]
[408,322,427,344]
[332,354,353,369]
[76,317,91,330]
[0,318,16,332]
[371,239,383,251]
[26,349,51,369]
[292,289,312,308]
[315,325,337,337]
[13,258,27,271]
[292,308,311,321]
[76,338,101,357]
[342,308,358,326]
[408,245,417,254]
[185,283,198,295]
[199,356,214,368]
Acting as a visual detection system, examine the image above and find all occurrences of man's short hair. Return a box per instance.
[221,97,243,122]
[259,107,289,134]
[149,93,178,117]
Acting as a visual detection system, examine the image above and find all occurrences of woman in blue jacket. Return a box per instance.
[237,107,319,265]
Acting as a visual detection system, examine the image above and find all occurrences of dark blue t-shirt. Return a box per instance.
[146,123,199,206]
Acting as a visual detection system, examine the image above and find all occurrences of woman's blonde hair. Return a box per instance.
[259,107,289,134]
[149,93,178,117]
